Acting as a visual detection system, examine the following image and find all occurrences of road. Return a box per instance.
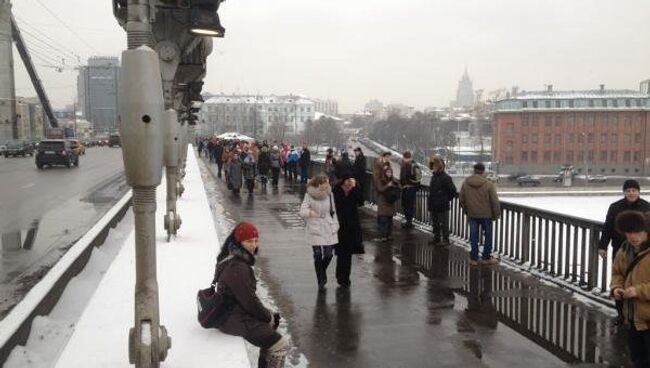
[0,147,127,319]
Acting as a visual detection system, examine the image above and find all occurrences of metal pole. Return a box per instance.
[120,3,171,365]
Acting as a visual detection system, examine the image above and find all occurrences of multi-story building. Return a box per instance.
[313,98,338,116]
[493,85,650,175]
[200,94,316,138]
[454,68,474,108]
[14,97,45,141]
[77,56,120,135]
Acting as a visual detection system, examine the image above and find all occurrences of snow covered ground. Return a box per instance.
[5,149,251,368]
[500,195,620,222]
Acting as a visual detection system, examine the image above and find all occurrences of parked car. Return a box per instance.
[108,134,121,148]
[0,144,6,156]
[35,139,79,169]
[587,175,607,183]
[68,139,86,155]
[516,175,541,187]
[508,172,528,181]
[5,141,34,158]
[552,174,563,183]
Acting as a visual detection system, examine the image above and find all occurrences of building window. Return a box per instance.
[569,134,575,143]
[567,151,574,162]
[533,101,538,108]
[577,134,584,143]
[554,134,561,144]
[613,100,618,107]
[635,133,642,144]
[600,151,607,162]
[506,123,514,135]
[578,151,584,162]
[544,134,551,143]
[569,100,575,108]
[522,135,528,144]
[531,151,538,162]
[611,151,617,162]
[625,99,631,107]
[634,151,642,163]
[532,134,538,143]
[545,100,551,108]
[602,100,608,108]
[553,151,561,162]
[544,151,551,162]
[521,152,528,161]
[624,134,632,144]
[624,151,631,162]
[555,116,562,126]
[589,100,595,107]
[555,100,561,108]
[610,134,618,144]
[523,101,528,108]
[588,133,594,143]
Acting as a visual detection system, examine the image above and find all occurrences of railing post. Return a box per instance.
[521,213,530,265]
[587,227,600,291]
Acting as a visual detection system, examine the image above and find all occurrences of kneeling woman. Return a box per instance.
[213,222,289,368]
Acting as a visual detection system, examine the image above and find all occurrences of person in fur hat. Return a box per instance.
[300,174,340,291]
[611,210,650,368]
[213,222,289,368]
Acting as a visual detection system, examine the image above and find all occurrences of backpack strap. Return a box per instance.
[624,248,650,280]
[329,194,335,217]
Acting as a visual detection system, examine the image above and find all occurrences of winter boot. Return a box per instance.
[264,337,289,368]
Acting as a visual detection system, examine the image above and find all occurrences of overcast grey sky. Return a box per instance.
[10,0,650,112]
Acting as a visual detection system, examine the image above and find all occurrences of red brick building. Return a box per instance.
[493,86,650,175]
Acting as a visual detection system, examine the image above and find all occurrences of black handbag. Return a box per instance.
[197,256,235,328]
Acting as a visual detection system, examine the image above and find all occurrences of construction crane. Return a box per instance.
[10,15,58,128]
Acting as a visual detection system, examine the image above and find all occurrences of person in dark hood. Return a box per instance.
[399,151,421,229]
[334,151,353,182]
[257,146,271,189]
[427,157,458,245]
[459,162,500,266]
[599,179,650,324]
[228,150,243,195]
[333,172,364,287]
[213,222,289,368]
[269,146,281,187]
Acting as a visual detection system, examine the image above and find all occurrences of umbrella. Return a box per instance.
[215,132,254,141]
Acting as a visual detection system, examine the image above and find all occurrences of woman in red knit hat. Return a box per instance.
[212,222,289,368]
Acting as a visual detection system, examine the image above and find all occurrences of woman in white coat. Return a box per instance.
[300,174,340,291]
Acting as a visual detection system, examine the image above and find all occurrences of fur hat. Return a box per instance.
[616,211,648,234]
[234,222,259,242]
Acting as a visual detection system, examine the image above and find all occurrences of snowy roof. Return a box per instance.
[204,94,315,105]
[506,89,648,100]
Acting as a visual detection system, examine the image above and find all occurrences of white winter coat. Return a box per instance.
[300,185,340,246]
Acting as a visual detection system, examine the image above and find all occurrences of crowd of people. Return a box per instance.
[199,135,650,368]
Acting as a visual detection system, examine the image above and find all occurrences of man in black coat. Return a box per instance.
[214,139,224,177]
[352,147,367,201]
[333,173,364,287]
[299,145,311,184]
[599,179,650,324]
[427,157,457,244]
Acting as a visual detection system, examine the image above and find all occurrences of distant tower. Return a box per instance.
[455,67,474,108]
[0,0,17,142]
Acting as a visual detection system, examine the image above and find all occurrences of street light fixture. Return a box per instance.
[189,7,225,37]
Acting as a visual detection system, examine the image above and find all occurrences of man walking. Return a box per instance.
[299,145,311,184]
[399,151,421,229]
[214,139,224,178]
[459,162,500,266]
[599,179,650,324]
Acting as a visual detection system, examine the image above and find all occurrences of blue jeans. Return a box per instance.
[469,218,493,260]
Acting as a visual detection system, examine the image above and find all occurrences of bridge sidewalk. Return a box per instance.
[54,150,250,367]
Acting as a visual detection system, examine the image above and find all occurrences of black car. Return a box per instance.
[35,140,79,169]
[508,172,528,181]
[516,175,541,187]
[109,134,121,148]
[5,142,34,158]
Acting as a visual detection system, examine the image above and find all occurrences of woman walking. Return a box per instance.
[300,174,339,291]
[213,222,289,368]
[333,173,364,287]
[375,167,400,242]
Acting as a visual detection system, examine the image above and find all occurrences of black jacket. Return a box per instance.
[299,148,311,168]
[257,151,271,175]
[333,184,364,255]
[352,154,367,185]
[599,197,650,252]
[427,170,457,212]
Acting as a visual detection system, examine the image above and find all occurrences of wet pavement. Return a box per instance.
[0,148,127,319]
[199,157,631,367]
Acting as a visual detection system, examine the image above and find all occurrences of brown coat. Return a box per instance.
[376,177,400,216]
[459,174,500,219]
[611,241,650,331]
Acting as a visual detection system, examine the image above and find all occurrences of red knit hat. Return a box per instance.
[234,222,259,242]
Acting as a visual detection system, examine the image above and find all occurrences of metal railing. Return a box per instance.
[311,160,611,305]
